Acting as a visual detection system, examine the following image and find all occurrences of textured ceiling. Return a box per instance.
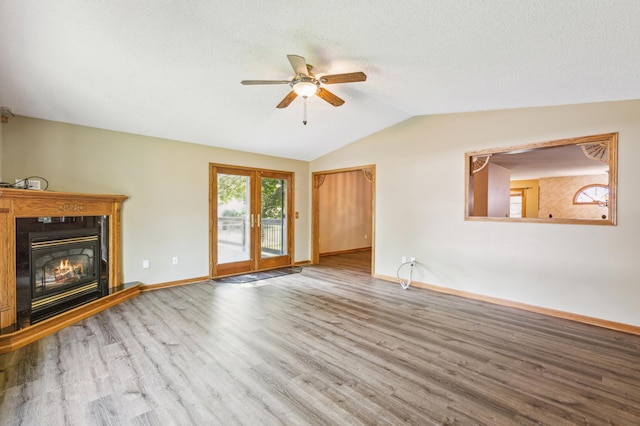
[1,1,639,161]
[491,144,608,180]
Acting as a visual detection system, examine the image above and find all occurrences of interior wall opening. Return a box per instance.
[311,165,375,275]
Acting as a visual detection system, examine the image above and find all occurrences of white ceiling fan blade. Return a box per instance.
[287,55,308,77]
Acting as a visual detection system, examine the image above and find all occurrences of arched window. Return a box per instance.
[573,184,608,206]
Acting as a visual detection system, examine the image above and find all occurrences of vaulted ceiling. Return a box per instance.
[1,1,639,161]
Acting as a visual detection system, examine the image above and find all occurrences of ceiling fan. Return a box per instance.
[241,54,366,124]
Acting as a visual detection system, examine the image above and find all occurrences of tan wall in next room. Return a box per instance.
[318,170,372,254]
[538,174,609,220]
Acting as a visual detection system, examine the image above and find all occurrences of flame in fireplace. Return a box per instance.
[54,258,84,283]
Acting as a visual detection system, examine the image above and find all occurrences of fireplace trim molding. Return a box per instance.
[0,188,134,351]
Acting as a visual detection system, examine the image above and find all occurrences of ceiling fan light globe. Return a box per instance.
[293,81,318,97]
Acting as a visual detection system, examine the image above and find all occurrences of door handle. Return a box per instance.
[257,214,261,227]
[250,214,255,228]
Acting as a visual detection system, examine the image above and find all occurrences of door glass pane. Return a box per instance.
[261,177,287,258]
[217,173,251,263]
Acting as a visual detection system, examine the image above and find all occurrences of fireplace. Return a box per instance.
[16,216,109,326]
[0,189,127,341]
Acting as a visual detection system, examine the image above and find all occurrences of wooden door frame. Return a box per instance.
[311,165,376,276]
[255,170,294,271]
[209,163,295,278]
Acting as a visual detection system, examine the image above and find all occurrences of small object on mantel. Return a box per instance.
[0,106,15,123]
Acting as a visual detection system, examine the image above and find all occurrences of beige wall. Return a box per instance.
[4,100,640,327]
[311,99,640,327]
[1,117,311,284]
[318,170,372,254]
[538,174,608,220]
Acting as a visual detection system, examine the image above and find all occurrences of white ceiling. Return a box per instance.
[1,1,639,161]
[490,144,609,180]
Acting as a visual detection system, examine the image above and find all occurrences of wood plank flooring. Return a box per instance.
[1,250,639,425]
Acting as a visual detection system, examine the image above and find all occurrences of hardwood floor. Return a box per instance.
[1,250,639,425]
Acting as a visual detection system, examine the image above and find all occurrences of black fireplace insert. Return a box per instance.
[16,216,109,327]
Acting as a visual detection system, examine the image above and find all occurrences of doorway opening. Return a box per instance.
[311,165,375,275]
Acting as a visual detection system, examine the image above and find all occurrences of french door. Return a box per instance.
[210,164,293,277]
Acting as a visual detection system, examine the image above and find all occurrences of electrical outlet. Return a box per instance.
[402,256,407,263]
[172,256,179,265]
[143,259,149,269]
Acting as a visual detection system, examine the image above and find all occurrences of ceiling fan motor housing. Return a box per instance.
[291,76,320,97]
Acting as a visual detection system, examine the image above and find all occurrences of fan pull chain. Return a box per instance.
[303,96,308,125]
